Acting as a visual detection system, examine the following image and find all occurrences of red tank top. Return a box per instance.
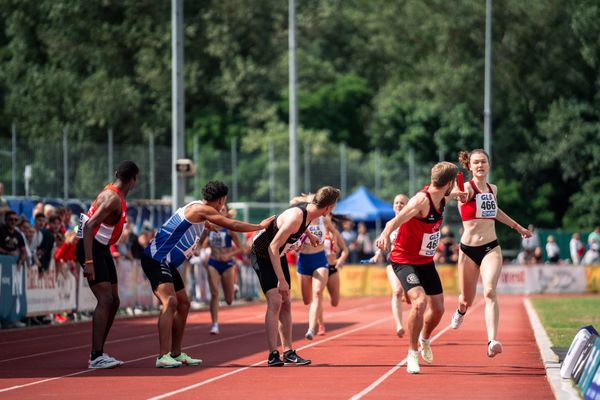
[80,183,127,246]
[390,187,445,265]
[459,180,497,221]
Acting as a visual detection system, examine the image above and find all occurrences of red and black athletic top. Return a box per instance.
[79,183,127,246]
[390,187,445,265]
[459,180,497,221]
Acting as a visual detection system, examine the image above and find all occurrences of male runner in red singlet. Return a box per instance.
[376,162,466,374]
[76,161,139,369]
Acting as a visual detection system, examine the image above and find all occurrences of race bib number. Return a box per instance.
[308,225,325,244]
[209,231,227,248]
[76,213,89,239]
[475,193,497,218]
[419,231,440,257]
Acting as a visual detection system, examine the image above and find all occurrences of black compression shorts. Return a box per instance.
[391,261,443,296]
[140,253,185,292]
[250,253,291,294]
[76,239,118,285]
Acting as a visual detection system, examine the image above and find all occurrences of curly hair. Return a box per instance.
[202,181,229,202]
[458,149,489,171]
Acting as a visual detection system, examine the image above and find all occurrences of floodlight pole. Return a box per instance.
[172,0,185,211]
[484,0,493,181]
[288,0,298,199]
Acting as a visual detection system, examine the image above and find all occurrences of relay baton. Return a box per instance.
[457,172,465,191]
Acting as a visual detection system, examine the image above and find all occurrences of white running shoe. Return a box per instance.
[451,309,464,330]
[210,323,219,335]
[419,336,433,364]
[487,340,503,357]
[89,354,121,369]
[103,353,124,366]
[305,329,314,340]
[406,351,420,374]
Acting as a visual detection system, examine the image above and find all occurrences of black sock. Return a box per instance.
[91,350,103,360]
[457,308,466,316]
[170,353,180,358]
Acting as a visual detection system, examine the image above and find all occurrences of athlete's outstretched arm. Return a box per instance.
[490,185,531,238]
[376,193,427,251]
[189,204,273,232]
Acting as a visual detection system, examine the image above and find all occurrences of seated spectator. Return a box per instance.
[545,235,560,264]
[569,232,585,265]
[519,224,542,264]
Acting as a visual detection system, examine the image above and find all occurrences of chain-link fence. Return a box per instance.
[0,132,434,205]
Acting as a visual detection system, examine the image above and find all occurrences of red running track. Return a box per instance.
[0,295,553,400]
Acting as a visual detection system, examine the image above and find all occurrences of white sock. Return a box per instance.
[419,335,429,344]
[408,349,419,357]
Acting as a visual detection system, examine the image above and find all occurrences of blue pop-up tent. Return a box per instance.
[334,186,395,232]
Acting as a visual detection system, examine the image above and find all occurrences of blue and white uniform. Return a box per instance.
[297,216,328,276]
[141,201,205,291]
[207,228,235,275]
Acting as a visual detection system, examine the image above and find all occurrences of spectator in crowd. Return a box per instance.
[48,214,65,244]
[518,224,541,264]
[588,227,600,247]
[434,225,459,264]
[29,202,44,224]
[545,235,560,264]
[0,211,27,266]
[355,222,374,261]
[582,238,599,265]
[341,220,358,263]
[44,204,56,219]
[569,232,585,265]
[31,212,54,273]
[0,182,7,208]
[16,217,33,267]
[58,207,73,232]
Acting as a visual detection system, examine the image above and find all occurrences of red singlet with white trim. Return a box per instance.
[390,187,445,265]
[83,183,127,246]
[459,180,497,221]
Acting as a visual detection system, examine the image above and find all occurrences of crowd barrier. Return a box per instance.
[2,255,600,322]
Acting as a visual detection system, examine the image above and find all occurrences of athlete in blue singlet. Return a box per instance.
[141,181,273,368]
[204,205,246,335]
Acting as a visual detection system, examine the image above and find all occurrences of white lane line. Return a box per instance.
[147,315,393,400]
[0,313,264,363]
[0,328,264,394]
[0,299,383,393]
[349,299,484,400]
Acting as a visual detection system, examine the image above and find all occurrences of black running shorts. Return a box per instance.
[76,239,118,285]
[250,253,291,294]
[391,261,443,296]
[140,253,185,292]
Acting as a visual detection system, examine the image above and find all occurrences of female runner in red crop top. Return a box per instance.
[451,149,532,358]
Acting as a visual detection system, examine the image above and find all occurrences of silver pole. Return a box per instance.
[303,142,310,193]
[484,0,493,181]
[108,128,113,182]
[149,132,156,199]
[11,123,16,196]
[374,147,381,194]
[288,0,298,200]
[172,0,185,211]
[193,135,199,197]
[63,127,68,200]
[409,148,416,195]
[340,143,347,197]
[269,141,275,214]
[231,137,238,201]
